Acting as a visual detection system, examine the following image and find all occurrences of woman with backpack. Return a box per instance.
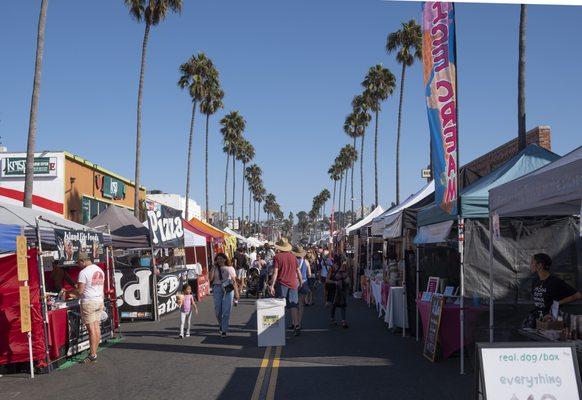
[209,253,239,337]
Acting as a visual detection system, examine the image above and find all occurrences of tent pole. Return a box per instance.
[402,235,406,337]
[35,217,51,369]
[150,243,159,321]
[459,217,465,375]
[488,214,494,343]
[416,243,420,342]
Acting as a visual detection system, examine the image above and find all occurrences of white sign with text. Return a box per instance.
[480,346,580,399]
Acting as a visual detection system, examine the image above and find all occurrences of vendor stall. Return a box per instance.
[489,145,582,345]
[0,202,116,373]
[183,219,210,300]
[415,145,560,367]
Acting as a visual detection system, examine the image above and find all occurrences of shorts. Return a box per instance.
[299,281,310,296]
[237,269,247,279]
[81,300,104,324]
[275,283,298,308]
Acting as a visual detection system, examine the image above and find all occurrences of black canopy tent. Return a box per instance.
[86,205,150,249]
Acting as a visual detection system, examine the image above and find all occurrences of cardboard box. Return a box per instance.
[536,319,564,330]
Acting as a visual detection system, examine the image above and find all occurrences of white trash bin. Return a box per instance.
[256,298,286,347]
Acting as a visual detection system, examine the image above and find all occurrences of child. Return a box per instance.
[177,284,198,338]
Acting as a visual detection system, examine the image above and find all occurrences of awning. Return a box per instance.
[183,221,207,247]
[87,205,150,249]
[0,224,21,252]
[382,212,403,239]
[188,217,226,241]
[413,220,454,244]
[372,181,435,236]
[490,145,582,217]
[345,206,385,235]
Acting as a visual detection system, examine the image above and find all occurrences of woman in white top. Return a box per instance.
[209,253,239,337]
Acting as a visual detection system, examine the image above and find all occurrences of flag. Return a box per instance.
[423,2,459,215]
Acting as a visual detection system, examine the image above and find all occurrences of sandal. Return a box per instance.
[341,321,349,329]
[81,354,97,364]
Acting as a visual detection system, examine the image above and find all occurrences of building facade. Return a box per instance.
[146,193,202,221]
[0,150,146,224]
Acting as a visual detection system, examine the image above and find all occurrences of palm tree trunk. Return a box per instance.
[374,110,379,208]
[518,4,527,150]
[241,162,246,234]
[343,168,348,221]
[360,133,365,219]
[232,153,236,228]
[132,22,151,217]
[351,137,355,224]
[204,114,210,221]
[332,179,337,231]
[395,63,406,205]
[224,154,230,224]
[248,187,252,235]
[338,172,343,227]
[23,0,48,209]
[184,101,197,219]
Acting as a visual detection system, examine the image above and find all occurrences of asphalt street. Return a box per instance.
[0,286,474,400]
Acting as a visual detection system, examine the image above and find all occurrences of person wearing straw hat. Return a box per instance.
[269,237,303,336]
[293,245,312,332]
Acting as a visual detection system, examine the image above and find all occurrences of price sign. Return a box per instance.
[476,343,582,399]
[16,235,28,281]
[20,286,31,333]
[423,294,444,362]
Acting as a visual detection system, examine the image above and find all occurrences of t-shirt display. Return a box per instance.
[274,251,300,289]
[532,274,577,315]
[78,264,105,301]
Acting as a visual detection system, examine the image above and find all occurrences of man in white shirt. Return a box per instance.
[68,253,105,363]
[248,246,257,266]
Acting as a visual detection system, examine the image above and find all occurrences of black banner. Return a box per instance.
[156,270,187,317]
[145,201,184,248]
[114,266,155,320]
[54,229,104,266]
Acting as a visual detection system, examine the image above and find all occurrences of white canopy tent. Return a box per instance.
[371,181,435,237]
[345,205,385,235]
[223,227,246,243]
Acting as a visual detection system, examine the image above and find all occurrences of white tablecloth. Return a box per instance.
[370,281,383,317]
[384,286,408,329]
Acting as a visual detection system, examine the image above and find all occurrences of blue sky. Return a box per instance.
[1,1,581,217]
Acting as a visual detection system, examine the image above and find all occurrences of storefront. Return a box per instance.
[0,151,146,224]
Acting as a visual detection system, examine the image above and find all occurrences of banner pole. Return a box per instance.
[416,244,420,342]
[488,215,494,343]
[402,237,406,337]
[35,217,51,369]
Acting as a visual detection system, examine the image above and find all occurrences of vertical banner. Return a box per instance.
[423,2,459,215]
[145,200,185,248]
[16,235,29,281]
[20,286,32,333]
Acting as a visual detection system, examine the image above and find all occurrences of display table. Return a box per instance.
[417,299,487,359]
[385,287,408,329]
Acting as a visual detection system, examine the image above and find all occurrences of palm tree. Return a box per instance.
[178,53,212,219]
[245,164,261,234]
[518,5,527,150]
[238,140,255,232]
[362,65,396,207]
[351,96,371,219]
[320,188,331,219]
[344,111,361,221]
[328,163,341,230]
[23,0,49,208]
[386,19,422,205]
[125,0,182,217]
[200,74,224,221]
[219,111,244,225]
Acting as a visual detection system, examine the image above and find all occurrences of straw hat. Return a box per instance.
[292,245,306,258]
[274,237,292,252]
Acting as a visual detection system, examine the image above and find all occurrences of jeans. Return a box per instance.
[180,310,192,335]
[213,285,234,333]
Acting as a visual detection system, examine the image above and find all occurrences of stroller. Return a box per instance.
[245,260,273,298]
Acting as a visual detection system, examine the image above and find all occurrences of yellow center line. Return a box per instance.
[266,346,282,400]
[250,346,272,400]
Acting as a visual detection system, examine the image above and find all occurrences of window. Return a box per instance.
[82,196,111,224]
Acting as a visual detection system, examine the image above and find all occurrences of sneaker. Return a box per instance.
[81,354,97,364]
[288,324,295,330]
[342,321,349,329]
[185,332,190,337]
[221,332,227,338]
[293,327,301,336]
[329,319,337,326]
[178,334,184,339]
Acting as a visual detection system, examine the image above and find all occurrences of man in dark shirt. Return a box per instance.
[523,253,582,328]
[234,247,249,292]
